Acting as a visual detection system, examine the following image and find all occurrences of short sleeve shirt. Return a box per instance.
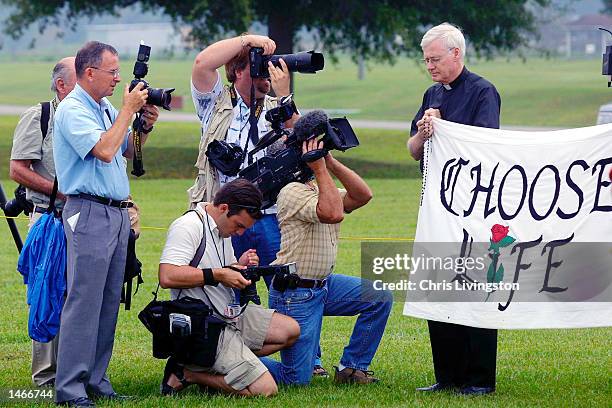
[10,98,64,208]
[160,203,239,322]
[53,84,130,200]
[272,182,346,280]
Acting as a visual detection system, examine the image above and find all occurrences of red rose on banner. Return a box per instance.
[486,224,516,300]
[491,224,510,243]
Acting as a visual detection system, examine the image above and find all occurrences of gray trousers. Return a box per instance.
[55,197,129,402]
[31,331,59,386]
[29,209,59,386]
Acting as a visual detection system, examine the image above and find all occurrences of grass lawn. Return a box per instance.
[0,110,610,407]
[0,57,610,127]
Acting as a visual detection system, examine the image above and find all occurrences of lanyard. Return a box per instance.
[204,205,225,266]
[229,85,264,150]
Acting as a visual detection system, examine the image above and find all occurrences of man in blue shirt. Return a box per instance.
[53,41,158,407]
[407,23,501,396]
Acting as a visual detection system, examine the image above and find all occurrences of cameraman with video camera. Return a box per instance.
[268,137,393,385]
[158,178,300,397]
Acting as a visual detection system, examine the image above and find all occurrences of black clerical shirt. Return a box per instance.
[410,66,501,136]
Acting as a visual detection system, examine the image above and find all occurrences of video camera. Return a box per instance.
[206,93,298,176]
[239,110,360,209]
[129,43,175,110]
[249,47,324,78]
[2,185,33,217]
[236,263,297,306]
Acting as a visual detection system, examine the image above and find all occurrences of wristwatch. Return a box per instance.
[141,125,154,134]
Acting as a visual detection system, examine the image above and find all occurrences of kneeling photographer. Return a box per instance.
[158,178,300,397]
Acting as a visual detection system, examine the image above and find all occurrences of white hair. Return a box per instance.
[420,23,466,58]
[50,60,72,93]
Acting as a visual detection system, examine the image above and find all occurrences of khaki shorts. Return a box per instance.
[186,304,274,391]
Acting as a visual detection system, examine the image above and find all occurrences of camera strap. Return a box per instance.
[131,114,146,177]
[40,101,51,141]
[45,177,59,216]
[180,208,238,319]
[229,85,238,108]
[247,83,264,145]
[227,85,264,168]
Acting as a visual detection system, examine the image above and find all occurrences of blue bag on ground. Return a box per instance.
[17,181,66,343]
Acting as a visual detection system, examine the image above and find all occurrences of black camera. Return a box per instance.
[2,185,33,217]
[206,94,298,175]
[205,140,245,176]
[249,47,324,78]
[239,263,297,306]
[265,94,297,129]
[129,43,175,110]
[239,110,360,209]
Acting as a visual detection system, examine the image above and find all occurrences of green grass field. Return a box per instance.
[0,114,611,407]
[0,57,610,127]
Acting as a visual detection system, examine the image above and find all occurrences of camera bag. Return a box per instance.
[138,209,226,367]
[138,294,225,367]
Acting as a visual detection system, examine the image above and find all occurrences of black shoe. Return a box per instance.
[161,357,192,396]
[56,397,96,407]
[313,365,330,378]
[416,382,454,392]
[459,386,495,395]
[39,379,55,388]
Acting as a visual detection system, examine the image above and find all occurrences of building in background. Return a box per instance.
[563,14,612,58]
[86,23,187,57]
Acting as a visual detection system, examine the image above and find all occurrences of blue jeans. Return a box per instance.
[232,214,280,288]
[265,273,393,385]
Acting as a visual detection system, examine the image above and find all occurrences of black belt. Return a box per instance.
[296,277,326,289]
[34,206,62,215]
[73,193,133,209]
[273,273,327,291]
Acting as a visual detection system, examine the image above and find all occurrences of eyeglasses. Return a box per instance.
[90,66,121,78]
[421,48,455,65]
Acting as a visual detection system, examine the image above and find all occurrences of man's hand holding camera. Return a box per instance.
[123,81,148,115]
[210,250,258,290]
[303,137,327,173]
[268,59,290,97]
[140,105,159,130]
[122,81,160,128]
[241,34,276,55]
[239,248,259,267]
[212,266,251,289]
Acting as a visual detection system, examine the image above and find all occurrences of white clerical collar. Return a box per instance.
[443,84,452,90]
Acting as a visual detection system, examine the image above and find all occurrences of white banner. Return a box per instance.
[403,118,612,329]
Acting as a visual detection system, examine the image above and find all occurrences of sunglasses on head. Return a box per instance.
[230,204,262,218]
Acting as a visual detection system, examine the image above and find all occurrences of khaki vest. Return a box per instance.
[187,85,278,208]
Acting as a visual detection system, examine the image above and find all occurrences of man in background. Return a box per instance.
[9,56,76,388]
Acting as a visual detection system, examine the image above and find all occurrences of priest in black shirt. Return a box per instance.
[407,23,501,396]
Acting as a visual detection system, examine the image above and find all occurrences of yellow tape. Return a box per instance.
[0,215,414,241]
[1,215,27,220]
[140,226,169,231]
